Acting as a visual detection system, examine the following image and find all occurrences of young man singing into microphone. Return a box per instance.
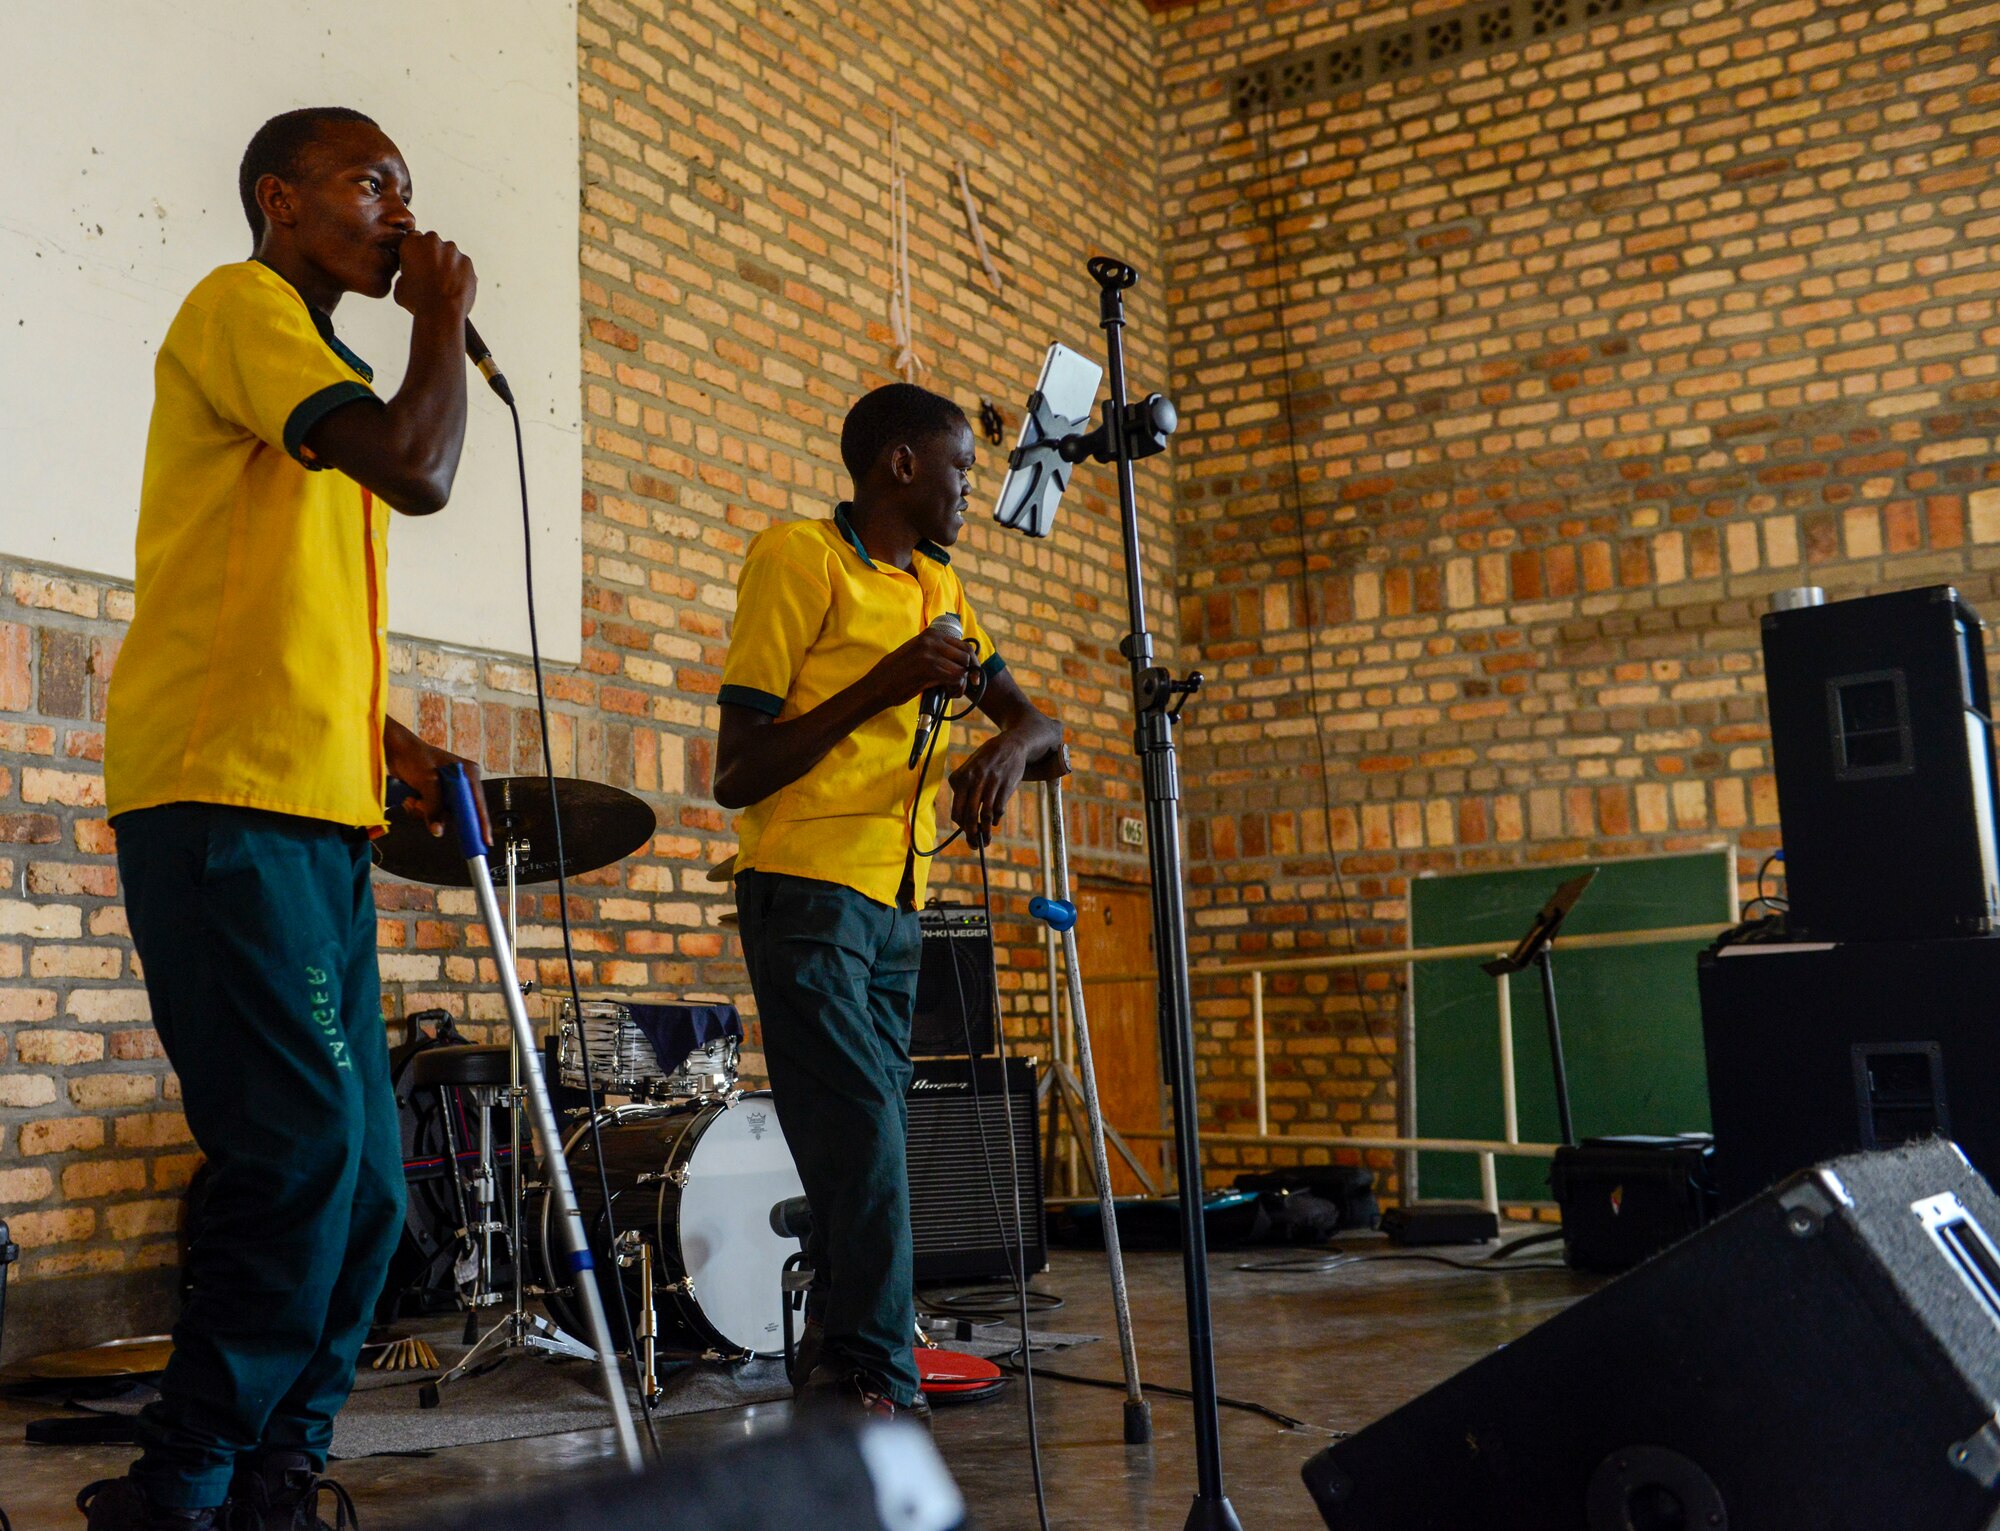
[716,383,1061,1418]
[91,108,489,1530]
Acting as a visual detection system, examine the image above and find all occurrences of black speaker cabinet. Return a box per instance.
[1699,936,2000,1208]
[907,1055,1043,1283]
[1762,584,2000,941]
[911,902,995,1056]
[442,1421,944,1531]
[1303,1139,2000,1530]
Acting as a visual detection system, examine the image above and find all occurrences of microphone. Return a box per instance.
[463,320,515,406]
[770,1195,813,1241]
[908,611,966,769]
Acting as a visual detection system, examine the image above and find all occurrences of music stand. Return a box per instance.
[1480,869,1597,1147]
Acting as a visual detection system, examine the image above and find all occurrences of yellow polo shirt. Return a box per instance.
[721,508,1006,907]
[105,261,391,830]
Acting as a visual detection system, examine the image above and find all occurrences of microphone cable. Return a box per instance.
[497,386,663,1462]
[938,826,1051,1531]
[905,663,987,860]
[903,659,1050,1528]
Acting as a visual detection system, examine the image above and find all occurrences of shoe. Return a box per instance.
[226,1454,358,1531]
[75,1479,226,1530]
[796,1364,933,1429]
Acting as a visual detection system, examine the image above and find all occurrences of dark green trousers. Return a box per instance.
[115,804,404,1510]
[735,869,922,1404]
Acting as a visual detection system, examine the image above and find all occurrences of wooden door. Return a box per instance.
[1069,879,1166,1195]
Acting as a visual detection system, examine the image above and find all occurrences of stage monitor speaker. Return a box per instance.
[907,1055,1044,1283]
[1761,584,2000,941]
[911,902,995,1057]
[1302,1139,2000,1530]
[442,1419,963,1530]
[1698,935,2000,1208]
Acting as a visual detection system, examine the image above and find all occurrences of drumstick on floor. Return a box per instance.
[371,1336,440,1372]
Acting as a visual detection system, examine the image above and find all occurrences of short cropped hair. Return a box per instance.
[239,107,378,240]
[840,384,968,482]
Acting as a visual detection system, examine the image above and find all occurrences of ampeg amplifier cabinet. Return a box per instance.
[1699,935,2000,1208]
[906,1055,1044,1283]
[1762,584,2000,940]
[911,902,995,1057]
[1304,1139,2000,1530]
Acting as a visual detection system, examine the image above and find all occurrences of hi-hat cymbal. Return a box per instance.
[373,775,656,887]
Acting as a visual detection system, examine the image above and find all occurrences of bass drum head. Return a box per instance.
[671,1093,801,1357]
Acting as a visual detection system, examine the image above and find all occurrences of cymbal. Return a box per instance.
[374,775,656,887]
[13,1336,174,1380]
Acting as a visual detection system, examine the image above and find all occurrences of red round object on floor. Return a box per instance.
[917,1346,1008,1404]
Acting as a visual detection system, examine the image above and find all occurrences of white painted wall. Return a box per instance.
[0,0,582,662]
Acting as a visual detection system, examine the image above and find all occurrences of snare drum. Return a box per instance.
[557,1001,668,1098]
[536,1093,802,1358]
[557,1000,741,1102]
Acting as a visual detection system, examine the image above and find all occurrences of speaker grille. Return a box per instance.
[912,904,995,1057]
[907,1056,1045,1283]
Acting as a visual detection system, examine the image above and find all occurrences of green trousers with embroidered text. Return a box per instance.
[115,804,404,1510]
[735,868,922,1405]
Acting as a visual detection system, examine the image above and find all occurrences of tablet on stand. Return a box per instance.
[992,342,1103,539]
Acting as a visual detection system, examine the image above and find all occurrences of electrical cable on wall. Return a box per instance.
[1250,101,1405,1067]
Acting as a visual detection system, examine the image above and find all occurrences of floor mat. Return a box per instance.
[64,1322,1098,1458]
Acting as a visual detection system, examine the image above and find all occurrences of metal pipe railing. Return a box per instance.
[1195,922,1729,1212]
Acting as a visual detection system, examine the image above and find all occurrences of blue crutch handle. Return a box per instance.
[1029,896,1078,933]
[435,763,490,862]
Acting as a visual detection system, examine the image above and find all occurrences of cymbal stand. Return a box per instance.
[424,791,598,1411]
[616,1231,664,1406]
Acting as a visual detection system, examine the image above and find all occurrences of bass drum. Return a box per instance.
[537,1093,802,1359]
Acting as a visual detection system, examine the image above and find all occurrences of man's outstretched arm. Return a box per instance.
[946,670,1062,847]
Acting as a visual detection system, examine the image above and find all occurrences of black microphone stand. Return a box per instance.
[1060,255,1241,1531]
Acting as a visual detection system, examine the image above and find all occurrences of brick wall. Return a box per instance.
[25,0,1995,1341]
[1158,0,2000,1181]
[0,0,1172,1353]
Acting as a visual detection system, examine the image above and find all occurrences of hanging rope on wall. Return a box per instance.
[954,158,1005,299]
[887,113,926,382]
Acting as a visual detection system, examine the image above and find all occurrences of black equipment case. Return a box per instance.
[1548,1133,1716,1273]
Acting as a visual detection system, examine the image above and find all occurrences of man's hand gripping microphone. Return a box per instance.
[908,611,967,770]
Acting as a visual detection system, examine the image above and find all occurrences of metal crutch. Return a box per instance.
[1033,774,1152,1445]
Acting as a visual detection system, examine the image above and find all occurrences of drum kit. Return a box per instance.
[373,774,805,1409]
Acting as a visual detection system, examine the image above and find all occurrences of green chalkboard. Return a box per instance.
[1410,851,1735,1202]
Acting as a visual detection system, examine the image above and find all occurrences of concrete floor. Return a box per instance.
[0,1239,1594,1529]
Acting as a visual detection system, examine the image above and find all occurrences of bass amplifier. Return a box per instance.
[1699,936,2000,1207]
[906,1055,1044,1283]
[911,902,995,1056]
[1304,1139,2000,1529]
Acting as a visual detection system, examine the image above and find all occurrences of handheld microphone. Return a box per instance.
[463,320,515,406]
[908,612,966,770]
